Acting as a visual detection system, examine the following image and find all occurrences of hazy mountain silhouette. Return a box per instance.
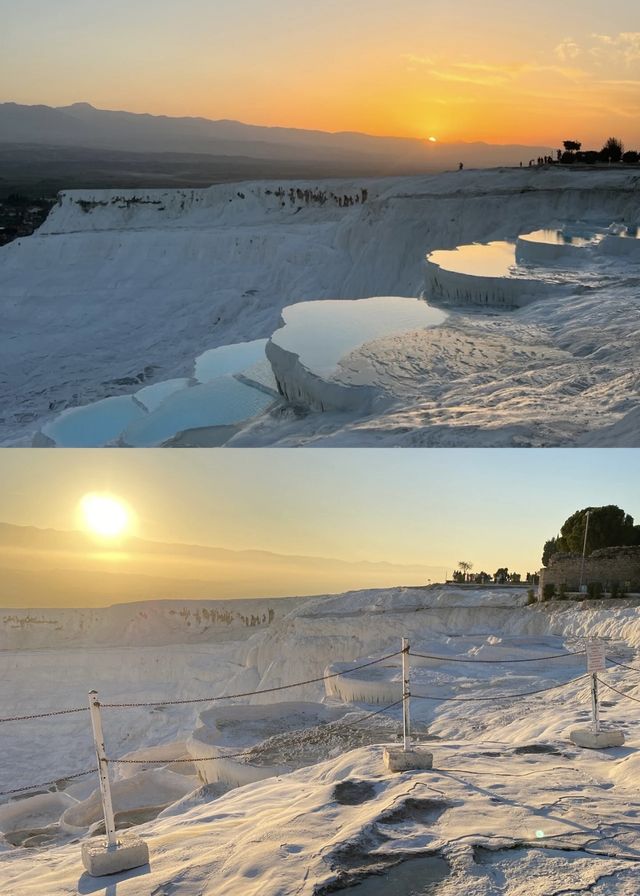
[0,523,442,607]
[0,102,553,171]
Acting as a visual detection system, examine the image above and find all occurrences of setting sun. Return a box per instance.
[80,493,130,538]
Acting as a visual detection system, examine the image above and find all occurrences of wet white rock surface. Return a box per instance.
[2,168,640,447]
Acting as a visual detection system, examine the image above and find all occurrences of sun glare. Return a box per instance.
[80,493,130,538]
[428,136,437,143]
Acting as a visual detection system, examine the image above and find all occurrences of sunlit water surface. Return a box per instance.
[271,297,447,376]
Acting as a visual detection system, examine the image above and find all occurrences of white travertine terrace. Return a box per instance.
[4,168,640,447]
[266,296,447,411]
[599,223,640,261]
[35,339,277,447]
[515,224,607,265]
[187,703,347,788]
[425,240,563,309]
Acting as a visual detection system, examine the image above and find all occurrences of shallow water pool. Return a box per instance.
[194,339,268,383]
[427,242,517,278]
[122,376,274,446]
[270,297,447,377]
[520,228,602,247]
[41,396,145,447]
[135,377,192,411]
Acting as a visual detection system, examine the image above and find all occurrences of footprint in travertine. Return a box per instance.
[378,797,450,826]
[327,797,451,881]
[333,780,377,805]
[513,744,562,755]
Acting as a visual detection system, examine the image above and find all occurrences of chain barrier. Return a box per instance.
[606,656,640,674]
[0,768,98,797]
[597,678,640,706]
[3,642,637,800]
[411,650,583,664]
[413,673,589,703]
[107,699,406,765]
[0,706,88,724]
[1,646,592,721]
[100,651,403,709]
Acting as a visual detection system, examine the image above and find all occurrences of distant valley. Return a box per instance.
[0,101,554,199]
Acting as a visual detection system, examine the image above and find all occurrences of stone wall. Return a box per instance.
[539,545,640,592]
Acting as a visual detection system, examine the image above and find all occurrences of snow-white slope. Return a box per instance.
[0,596,306,649]
[2,168,640,446]
[3,742,640,894]
[2,585,640,894]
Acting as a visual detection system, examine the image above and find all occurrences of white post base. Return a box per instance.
[383,746,433,772]
[569,728,625,749]
[81,835,149,877]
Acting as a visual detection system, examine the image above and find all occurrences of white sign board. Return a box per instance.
[586,639,606,672]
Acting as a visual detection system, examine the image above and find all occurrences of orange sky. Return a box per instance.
[3,1,640,146]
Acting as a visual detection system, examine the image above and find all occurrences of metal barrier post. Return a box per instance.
[569,638,623,749]
[88,690,117,849]
[402,638,411,751]
[384,638,432,771]
[590,673,600,734]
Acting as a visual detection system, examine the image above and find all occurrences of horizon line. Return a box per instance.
[0,520,448,571]
[0,99,561,149]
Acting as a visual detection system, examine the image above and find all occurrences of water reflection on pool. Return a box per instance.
[122,376,275,446]
[41,396,146,447]
[614,224,640,239]
[270,297,447,376]
[427,242,517,278]
[135,377,192,411]
[520,228,602,247]
[36,333,280,446]
[194,339,269,383]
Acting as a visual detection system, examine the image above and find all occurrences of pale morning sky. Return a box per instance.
[0,449,638,575]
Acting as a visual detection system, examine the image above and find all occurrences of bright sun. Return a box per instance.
[80,493,130,538]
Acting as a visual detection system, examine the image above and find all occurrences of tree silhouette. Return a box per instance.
[542,505,640,563]
[600,137,624,163]
[542,537,560,567]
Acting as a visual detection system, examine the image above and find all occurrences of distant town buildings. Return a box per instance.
[0,195,55,247]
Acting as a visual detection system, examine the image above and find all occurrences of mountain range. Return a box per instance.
[0,102,554,174]
[0,522,443,607]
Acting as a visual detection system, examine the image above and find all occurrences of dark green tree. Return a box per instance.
[542,537,561,567]
[557,505,640,555]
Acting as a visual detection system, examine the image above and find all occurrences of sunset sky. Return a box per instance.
[3,0,639,145]
[1,449,639,582]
